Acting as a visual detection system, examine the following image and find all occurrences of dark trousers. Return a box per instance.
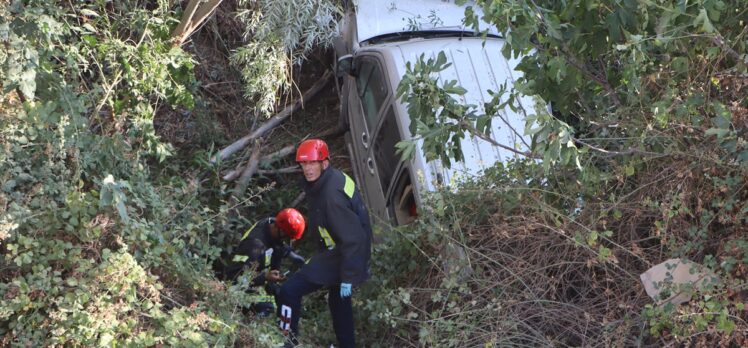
[277,273,355,347]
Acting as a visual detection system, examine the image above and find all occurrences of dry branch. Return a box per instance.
[171,0,224,46]
[260,145,296,164]
[222,145,296,181]
[291,192,305,207]
[232,142,262,199]
[258,166,301,175]
[211,70,333,164]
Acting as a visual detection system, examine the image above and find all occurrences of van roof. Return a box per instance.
[354,0,500,44]
[379,36,534,189]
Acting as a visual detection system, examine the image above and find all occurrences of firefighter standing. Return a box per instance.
[225,208,306,315]
[277,139,372,348]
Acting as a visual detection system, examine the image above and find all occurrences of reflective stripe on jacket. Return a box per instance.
[226,218,287,285]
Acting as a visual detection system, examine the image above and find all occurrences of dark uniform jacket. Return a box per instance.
[297,167,373,286]
[226,218,289,286]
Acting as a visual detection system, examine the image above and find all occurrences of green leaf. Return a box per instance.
[694,8,714,33]
[587,230,598,246]
[82,23,98,33]
[435,51,447,68]
[395,140,416,162]
[79,9,100,17]
[625,165,635,176]
[705,128,729,138]
[18,69,36,99]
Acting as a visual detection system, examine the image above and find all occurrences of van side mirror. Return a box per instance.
[336,54,354,77]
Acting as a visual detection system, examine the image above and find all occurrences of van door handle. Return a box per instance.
[361,132,369,148]
[366,157,375,174]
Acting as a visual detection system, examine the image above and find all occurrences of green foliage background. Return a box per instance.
[0,1,273,346]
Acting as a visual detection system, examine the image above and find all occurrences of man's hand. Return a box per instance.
[266,270,285,283]
[340,283,352,298]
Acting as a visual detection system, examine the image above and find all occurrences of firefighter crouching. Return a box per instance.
[224,208,306,316]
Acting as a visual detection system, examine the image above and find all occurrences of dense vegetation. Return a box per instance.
[1,0,746,347]
[364,0,747,346]
[0,1,276,346]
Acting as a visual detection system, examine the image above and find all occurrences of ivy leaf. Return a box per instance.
[694,8,715,33]
[115,198,129,223]
[18,69,37,99]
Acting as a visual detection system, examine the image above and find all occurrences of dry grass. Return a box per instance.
[371,155,747,347]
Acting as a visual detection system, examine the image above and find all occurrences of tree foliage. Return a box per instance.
[232,0,341,115]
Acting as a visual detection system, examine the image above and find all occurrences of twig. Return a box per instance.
[572,138,662,157]
[458,121,540,159]
[711,34,746,63]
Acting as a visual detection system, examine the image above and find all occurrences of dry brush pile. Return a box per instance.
[358,151,746,347]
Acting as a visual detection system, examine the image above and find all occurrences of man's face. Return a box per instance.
[299,160,326,182]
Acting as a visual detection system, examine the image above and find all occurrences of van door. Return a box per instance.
[366,105,402,222]
[348,56,391,220]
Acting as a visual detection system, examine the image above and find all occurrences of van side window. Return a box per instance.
[355,59,388,130]
[372,106,401,194]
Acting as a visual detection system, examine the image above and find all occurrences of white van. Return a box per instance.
[334,0,533,226]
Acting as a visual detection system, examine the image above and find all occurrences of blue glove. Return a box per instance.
[340,283,352,298]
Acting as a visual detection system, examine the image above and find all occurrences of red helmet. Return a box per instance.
[296,139,329,162]
[275,208,305,240]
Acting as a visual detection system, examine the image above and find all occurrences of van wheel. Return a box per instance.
[338,91,350,131]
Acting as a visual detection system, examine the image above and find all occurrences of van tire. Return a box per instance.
[338,90,350,131]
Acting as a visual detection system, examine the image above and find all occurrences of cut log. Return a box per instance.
[211,70,333,164]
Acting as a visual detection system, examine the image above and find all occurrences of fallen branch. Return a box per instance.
[232,142,262,199]
[291,192,306,207]
[211,70,333,164]
[315,125,346,139]
[222,145,296,181]
[260,145,296,165]
[258,166,301,175]
[171,0,224,46]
